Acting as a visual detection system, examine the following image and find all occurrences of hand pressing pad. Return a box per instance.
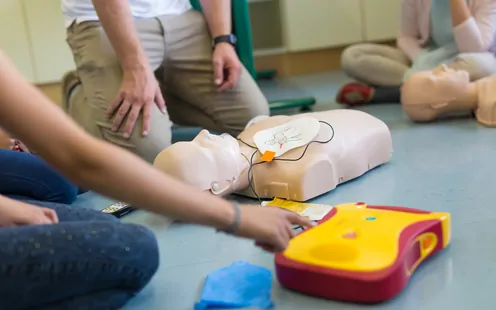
[194,261,274,309]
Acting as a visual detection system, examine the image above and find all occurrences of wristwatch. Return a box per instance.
[213,34,237,49]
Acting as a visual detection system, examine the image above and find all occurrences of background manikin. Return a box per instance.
[401,65,496,126]
[154,110,393,202]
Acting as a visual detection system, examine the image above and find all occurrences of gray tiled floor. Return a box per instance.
[77,71,496,309]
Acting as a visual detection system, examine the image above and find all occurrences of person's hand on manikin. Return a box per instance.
[213,43,243,91]
[237,205,314,253]
[107,64,167,139]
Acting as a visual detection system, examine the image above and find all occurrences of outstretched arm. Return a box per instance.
[0,50,234,230]
[199,0,231,38]
[397,0,423,61]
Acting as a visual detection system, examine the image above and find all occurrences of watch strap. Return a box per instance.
[213,34,237,47]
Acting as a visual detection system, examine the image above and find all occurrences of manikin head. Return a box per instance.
[401,65,477,121]
[153,130,246,195]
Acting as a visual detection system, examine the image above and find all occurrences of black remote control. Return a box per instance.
[101,202,136,218]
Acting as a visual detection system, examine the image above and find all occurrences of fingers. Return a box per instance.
[42,208,59,224]
[280,221,292,243]
[264,222,290,253]
[123,103,143,138]
[255,241,277,253]
[111,100,131,133]
[36,217,52,225]
[218,67,241,92]
[257,239,284,253]
[217,68,231,92]
[20,143,29,153]
[286,211,315,229]
[16,212,50,226]
[213,58,224,87]
[219,67,241,92]
[272,225,291,253]
[141,103,152,137]
[107,92,124,118]
[154,89,166,114]
[287,222,297,238]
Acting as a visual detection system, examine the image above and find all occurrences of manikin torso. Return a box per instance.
[473,76,496,126]
[235,110,392,201]
[154,109,393,202]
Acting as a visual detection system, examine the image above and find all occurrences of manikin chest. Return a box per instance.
[236,146,332,202]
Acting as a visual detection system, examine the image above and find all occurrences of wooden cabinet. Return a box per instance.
[279,0,363,52]
[0,0,36,82]
[361,0,402,42]
[23,0,75,84]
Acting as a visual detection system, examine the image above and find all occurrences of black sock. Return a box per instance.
[369,86,401,103]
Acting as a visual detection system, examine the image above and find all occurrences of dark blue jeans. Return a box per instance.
[0,200,159,310]
[0,149,81,204]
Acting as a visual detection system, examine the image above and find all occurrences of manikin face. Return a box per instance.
[429,64,470,93]
[401,65,472,120]
[193,129,236,149]
[192,130,245,193]
[154,130,244,195]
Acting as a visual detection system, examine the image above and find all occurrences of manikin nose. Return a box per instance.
[199,129,212,139]
[433,65,447,74]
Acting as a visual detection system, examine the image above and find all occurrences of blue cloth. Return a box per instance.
[0,149,80,204]
[0,200,159,310]
[430,0,456,47]
[195,261,274,309]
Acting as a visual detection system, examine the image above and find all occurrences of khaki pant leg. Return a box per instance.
[157,10,270,137]
[341,43,410,86]
[66,19,172,163]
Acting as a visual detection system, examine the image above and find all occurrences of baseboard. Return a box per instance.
[253,47,287,57]
[254,46,345,77]
[254,40,395,77]
[38,83,62,106]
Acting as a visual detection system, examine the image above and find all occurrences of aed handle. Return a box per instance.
[406,232,438,275]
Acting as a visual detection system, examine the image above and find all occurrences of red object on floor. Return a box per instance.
[336,82,372,106]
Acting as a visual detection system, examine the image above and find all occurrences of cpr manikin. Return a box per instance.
[401,65,496,126]
[153,110,393,202]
